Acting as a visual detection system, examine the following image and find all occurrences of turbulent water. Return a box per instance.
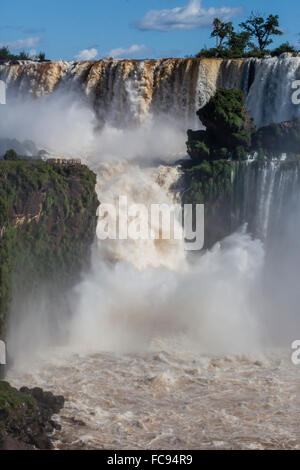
[7,158,300,450]
[8,346,300,450]
[3,56,300,449]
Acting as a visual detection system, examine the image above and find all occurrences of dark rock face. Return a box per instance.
[181,159,239,248]
[187,87,300,163]
[184,89,300,247]
[0,160,99,336]
[0,381,64,450]
[252,120,300,158]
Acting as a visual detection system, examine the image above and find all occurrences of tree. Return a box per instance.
[240,12,283,52]
[226,31,251,55]
[0,47,10,61]
[38,52,46,61]
[18,51,29,60]
[211,18,234,50]
[271,42,296,56]
[3,149,18,161]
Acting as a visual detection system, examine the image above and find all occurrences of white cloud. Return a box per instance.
[134,0,242,32]
[0,36,41,51]
[107,44,150,59]
[75,48,98,61]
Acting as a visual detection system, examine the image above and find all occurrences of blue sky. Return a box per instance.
[1,0,299,60]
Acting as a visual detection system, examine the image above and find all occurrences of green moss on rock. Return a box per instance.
[0,381,65,449]
[0,161,98,335]
[187,89,255,162]
[252,120,300,159]
[0,381,35,417]
[182,159,238,246]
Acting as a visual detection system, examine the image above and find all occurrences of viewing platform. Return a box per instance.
[46,158,82,166]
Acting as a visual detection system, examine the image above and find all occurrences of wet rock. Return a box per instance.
[0,381,65,450]
[252,120,300,159]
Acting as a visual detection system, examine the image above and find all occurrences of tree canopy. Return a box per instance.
[239,13,283,52]
[197,12,294,59]
[0,47,47,62]
[3,149,19,161]
[211,18,233,50]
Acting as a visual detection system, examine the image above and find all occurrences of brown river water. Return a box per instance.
[7,345,300,450]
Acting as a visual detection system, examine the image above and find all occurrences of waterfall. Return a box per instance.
[231,160,300,245]
[1,56,300,128]
[3,53,300,451]
[94,161,185,270]
[246,55,300,126]
[2,56,300,358]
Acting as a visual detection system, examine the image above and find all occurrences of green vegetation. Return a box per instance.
[0,381,65,449]
[211,18,234,51]
[182,159,239,247]
[0,47,47,62]
[270,42,297,57]
[0,160,98,335]
[0,381,36,448]
[183,85,300,247]
[3,149,18,161]
[187,89,254,162]
[240,13,282,52]
[186,88,300,164]
[0,381,35,417]
[253,121,300,159]
[196,12,295,59]
[182,160,234,205]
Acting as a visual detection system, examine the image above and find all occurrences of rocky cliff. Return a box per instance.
[0,381,64,450]
[0,160,98,337]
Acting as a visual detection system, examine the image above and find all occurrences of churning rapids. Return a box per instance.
[2,56,300,449]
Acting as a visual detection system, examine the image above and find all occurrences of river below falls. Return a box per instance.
[6,342,300,450]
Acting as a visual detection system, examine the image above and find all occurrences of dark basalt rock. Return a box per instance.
[0,381,64,450]
[252,120,300,159]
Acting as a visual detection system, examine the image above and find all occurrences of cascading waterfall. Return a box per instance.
[246,55,300,126]
[67,159,263,355]
[1,55,300,128]
[3,55,300,450]
[231,161,300,244]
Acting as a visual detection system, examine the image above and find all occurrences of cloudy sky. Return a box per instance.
[1,0,299,60]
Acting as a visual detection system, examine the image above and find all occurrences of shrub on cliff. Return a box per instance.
[187,89,255,162]
[0,47,47,62]
[0,160,98,336]
[3,149,18,161]
[271,42,297,57]
[252,120,300,159]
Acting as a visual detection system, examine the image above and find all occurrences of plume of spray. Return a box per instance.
[69,228,264,355]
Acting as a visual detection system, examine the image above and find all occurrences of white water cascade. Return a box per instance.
[2,56,300,450]
[1,55,300,128]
